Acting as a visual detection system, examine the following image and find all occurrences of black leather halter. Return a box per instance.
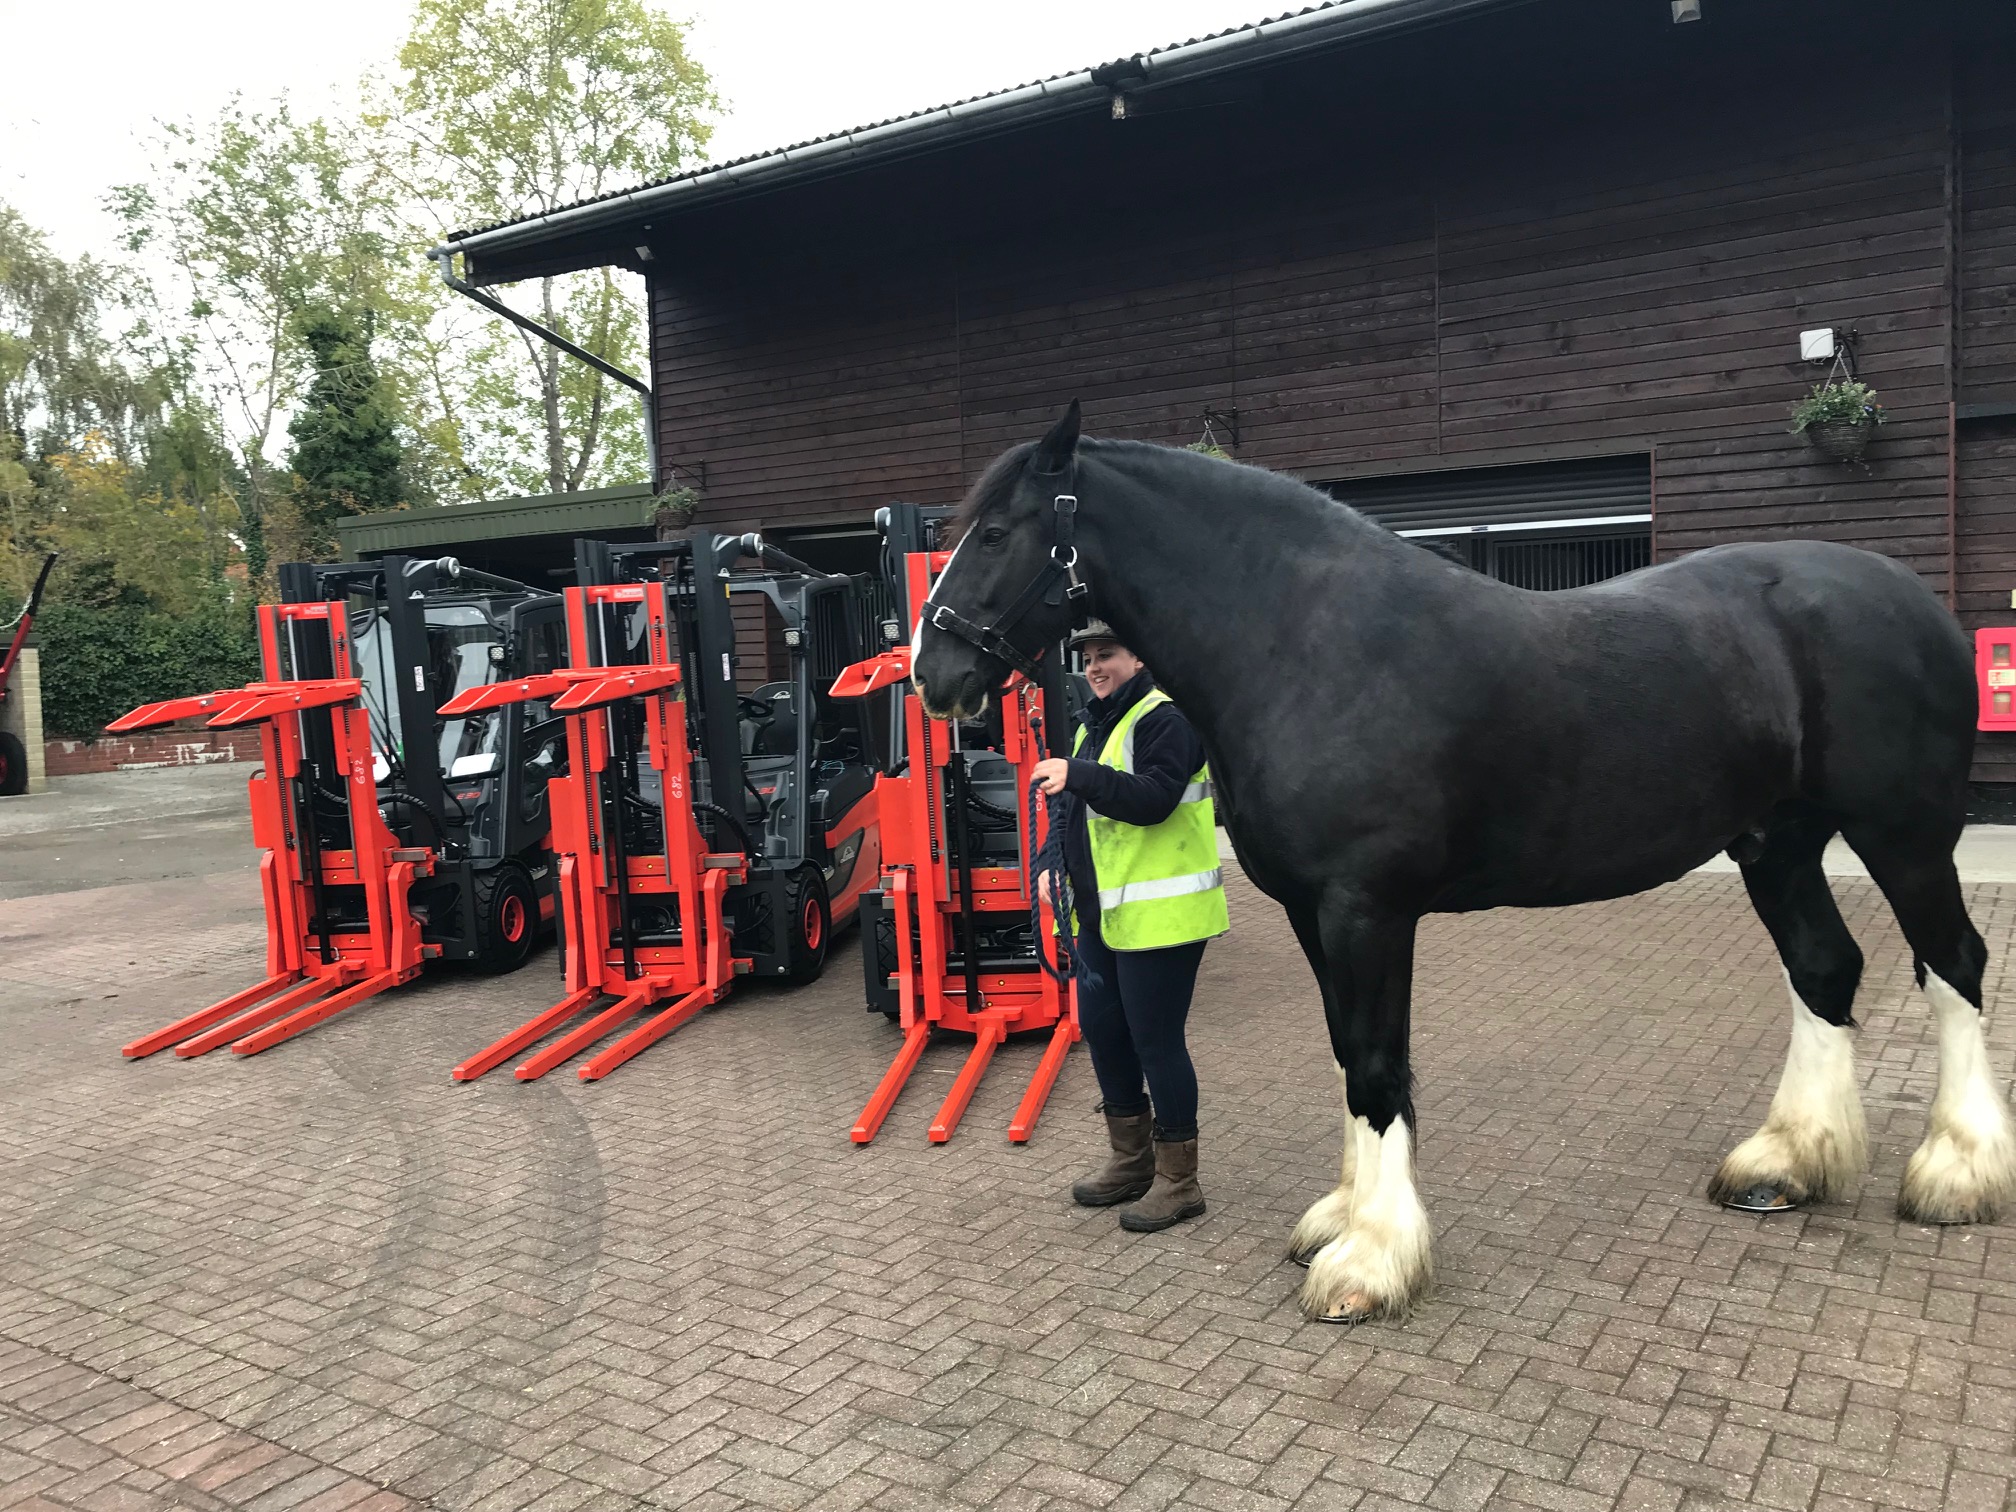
[918,485,1091,681]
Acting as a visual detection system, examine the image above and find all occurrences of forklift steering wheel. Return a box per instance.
[738,694,775,722]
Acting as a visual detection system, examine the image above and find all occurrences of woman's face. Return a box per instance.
[1081,641,1143,700]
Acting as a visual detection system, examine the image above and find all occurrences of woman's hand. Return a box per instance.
[1032,757,1070,796]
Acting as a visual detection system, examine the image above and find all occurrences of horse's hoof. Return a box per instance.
[1311,1294,1374,1324]
[1297,1231,1429,1324]
[1720,1183,1801,1213]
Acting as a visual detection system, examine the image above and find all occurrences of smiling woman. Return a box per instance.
[917,402,2015,1325]
[1027,614,1228,1234]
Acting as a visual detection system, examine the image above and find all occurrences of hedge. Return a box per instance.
[32,596,261,740]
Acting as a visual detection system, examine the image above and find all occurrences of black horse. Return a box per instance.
[914,403,2016,1324]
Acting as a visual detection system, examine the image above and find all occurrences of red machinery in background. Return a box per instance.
[441,569,742,1082]
[445,532,884,1082]
[834,502,1079,1145]
[111,556,565,1060]
[110,597,435,1058]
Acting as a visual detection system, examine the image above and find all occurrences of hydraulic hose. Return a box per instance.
[694,800,757,860]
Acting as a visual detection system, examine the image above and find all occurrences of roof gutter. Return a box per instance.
[438,0,1530,272]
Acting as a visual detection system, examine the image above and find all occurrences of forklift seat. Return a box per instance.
[749,682,798,756]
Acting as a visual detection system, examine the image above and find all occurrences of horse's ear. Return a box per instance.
[1032,400,1082,475]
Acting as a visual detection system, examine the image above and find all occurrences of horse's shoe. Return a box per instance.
[1310,1293,1378,1325]
[1719,1182,1802,1213]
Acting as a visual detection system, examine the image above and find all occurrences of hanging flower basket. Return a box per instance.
[650,485,699,540]
[1804,418,1875,463]
[1790,379,1885,464]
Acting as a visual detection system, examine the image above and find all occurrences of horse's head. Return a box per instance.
[913,402,1085,721]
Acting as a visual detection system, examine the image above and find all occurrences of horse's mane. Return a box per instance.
[945,441,1038,545]
[945,436,1452,563]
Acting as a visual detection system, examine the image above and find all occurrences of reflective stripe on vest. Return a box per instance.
[1097,866,1226,913]
[1072,687,1229,950]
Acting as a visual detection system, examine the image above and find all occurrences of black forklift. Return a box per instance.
[281,555,566,973]
[574,532,887,981]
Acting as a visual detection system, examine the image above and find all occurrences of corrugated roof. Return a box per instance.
[447,1,1351,245]
[441,0,1527,268]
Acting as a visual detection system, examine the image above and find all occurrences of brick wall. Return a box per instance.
[44,723,265,777]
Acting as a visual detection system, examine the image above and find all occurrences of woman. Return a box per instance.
[1033,620,1229,1232]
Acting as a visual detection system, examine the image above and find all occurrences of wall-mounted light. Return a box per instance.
[635,245,655,262]
[1110,92,1129,121]
[1799,326,1859,377]
[1671,0,1701,22]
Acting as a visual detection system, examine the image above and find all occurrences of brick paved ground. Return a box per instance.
[4,791,2016,1512]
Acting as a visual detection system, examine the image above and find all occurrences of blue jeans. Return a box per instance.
[1073,921,1208,1142]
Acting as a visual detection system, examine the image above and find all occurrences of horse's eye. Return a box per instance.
[982,527,1008,548]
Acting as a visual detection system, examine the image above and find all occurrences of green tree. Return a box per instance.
[0,203,164,462]
[374,0,715,496]
[36,433,239,615]
[140,401,244,587]
[110,100,401,564]
[281,305,408,558]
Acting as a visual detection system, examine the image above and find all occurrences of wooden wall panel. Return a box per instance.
[649,253,963,536]
[1960,44,2016,401]
[639,4,2016,778]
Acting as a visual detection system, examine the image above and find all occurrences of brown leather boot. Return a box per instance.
[1119,1138,1207,1232]
[1072,1109,1155,1207]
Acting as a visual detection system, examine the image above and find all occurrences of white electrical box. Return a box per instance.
[1800,328,1837,362]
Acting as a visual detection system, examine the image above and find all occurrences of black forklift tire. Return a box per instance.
[0,731,25,797]
[783,865,831,984]
[471,863,539,975]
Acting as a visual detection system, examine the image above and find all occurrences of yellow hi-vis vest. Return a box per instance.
[1072,687,1229,950]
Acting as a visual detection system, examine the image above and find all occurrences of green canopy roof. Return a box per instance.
[334,482,658,557]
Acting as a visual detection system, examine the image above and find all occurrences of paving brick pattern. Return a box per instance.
[4,850,2016,1512]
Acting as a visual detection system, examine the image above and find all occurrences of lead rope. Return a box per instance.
[1029,777,1076,985]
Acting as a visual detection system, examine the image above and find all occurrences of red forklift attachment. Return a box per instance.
[834,537,1078,1145]
[444,578,747,1082]
[110,600,435,1057]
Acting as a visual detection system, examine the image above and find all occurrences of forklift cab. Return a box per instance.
[576,534,886,980]
[349,592,570,858]
[728,567,878,886]
[281,556,562,973]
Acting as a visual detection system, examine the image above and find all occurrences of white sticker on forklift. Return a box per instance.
[414,666,425,691]
[721,653,731,682]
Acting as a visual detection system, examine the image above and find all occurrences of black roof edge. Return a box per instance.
[440,0,1535,284]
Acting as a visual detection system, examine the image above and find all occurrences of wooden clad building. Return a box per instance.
[434,0,2016,784]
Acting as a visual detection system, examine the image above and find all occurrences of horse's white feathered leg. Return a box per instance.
[1298,1116,1431,1322]
[1898,971,2016,1224]
[1709,970,1866,1207]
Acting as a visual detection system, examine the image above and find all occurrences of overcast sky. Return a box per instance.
[0,0,1256,259]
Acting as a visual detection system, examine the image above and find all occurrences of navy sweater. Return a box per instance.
[1056,669,1208,915]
